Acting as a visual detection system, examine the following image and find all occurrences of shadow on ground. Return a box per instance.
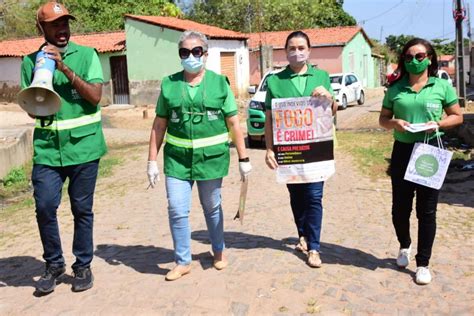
[0,256,43,288]
[192,230,410,274]
[95,244,174,275]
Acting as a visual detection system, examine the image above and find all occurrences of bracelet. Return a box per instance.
[239,157,250,162]
[71,72,76,85]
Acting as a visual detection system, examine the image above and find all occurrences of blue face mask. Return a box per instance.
[181,55,204,73]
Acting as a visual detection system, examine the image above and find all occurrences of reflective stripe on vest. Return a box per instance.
[165,132,229,149]
[35,111,102,130]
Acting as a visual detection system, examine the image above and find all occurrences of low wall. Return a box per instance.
[0,128,32,179]
[0,83,21,103]
[129,80,161,106]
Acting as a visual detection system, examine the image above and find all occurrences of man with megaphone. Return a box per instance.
[19,1,107,294]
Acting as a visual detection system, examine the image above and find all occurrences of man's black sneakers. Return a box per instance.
[72,267,94,292]
[36,265,66,294]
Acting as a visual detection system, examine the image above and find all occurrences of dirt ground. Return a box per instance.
[0,99,473,315]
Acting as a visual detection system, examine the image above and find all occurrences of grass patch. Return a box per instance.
[337,130,393,179]
[98,156,123,178]
[0,163,32,200]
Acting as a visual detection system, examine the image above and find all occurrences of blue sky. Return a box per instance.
[343,0,473,43]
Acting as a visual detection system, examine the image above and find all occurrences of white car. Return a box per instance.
[246,69,283,147]
[329,73,365,109]
[437,69,453,86]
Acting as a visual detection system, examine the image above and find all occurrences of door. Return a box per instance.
[344,75,355,102]
[349,75,359,101]
[220,52,237,96]
[110,56,130,104]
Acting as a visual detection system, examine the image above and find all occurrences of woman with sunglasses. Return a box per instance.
[264,31,338,268]
[379,38,463,285]
[147,30,252,281]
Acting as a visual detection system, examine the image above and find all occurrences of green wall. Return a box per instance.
[99,52,124,81]
[125,19,182,81]
[342,32,378,88]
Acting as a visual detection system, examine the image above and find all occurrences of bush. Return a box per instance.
[3,167,28,187]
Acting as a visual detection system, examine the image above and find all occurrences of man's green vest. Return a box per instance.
[20,42,107,166]
[160,70,230,180]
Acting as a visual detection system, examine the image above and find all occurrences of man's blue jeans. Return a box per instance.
[286,181,324,252]
[165,176,225,265]
[32,160,99,270]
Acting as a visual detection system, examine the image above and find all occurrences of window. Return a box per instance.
[345,76,351,86]
[349,75,358,84]
[330,76,342,84]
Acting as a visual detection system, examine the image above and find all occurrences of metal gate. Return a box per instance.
[110,56,130,104]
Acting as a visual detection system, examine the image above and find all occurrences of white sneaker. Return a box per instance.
[415,266,432,285]
[396,246,411,268]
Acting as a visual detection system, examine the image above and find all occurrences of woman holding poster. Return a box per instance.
[379,38,463,285]
[264,31,338,268]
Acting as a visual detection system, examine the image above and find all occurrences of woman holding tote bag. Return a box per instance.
[379,38,463,285]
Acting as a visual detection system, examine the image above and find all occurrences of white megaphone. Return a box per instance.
[18,50,61,116]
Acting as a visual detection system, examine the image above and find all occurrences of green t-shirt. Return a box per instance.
[265,65,334,109]
[382,75,458,143]
[291,75,308,95]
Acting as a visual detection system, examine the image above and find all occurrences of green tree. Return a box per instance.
[385,34,415,56]
[0,0,43,39]
[431,38,455,56]
[0,0,182,40]
[189,0,356,33]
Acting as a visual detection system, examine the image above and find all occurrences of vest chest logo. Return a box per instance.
[207,110,220,121]
[170,110,180,123]
[71,89,81,100]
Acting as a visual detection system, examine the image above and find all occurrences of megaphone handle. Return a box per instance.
[39,116,54,127]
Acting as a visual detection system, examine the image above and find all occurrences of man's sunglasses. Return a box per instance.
[179,46,205,59]
[404,52,428,62]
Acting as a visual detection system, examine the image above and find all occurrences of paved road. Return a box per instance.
[0,101,472,315]
[336,94,384,130]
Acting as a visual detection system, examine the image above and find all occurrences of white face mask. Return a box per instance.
[181,55,204,73]
[287,50,309,67]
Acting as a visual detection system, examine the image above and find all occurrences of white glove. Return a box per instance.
[239,160,252,181]
[147,161,160,188]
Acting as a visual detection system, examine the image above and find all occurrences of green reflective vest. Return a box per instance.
[158,70,231,180]
[20,42,107,166]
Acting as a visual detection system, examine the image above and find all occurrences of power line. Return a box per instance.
[359,0,405,25]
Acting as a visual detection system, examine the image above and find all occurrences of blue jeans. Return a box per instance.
[32,160,99,270]
[286,182,324,252]
[165,176,224,265]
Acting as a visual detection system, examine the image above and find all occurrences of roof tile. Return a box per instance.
[248,26,370,49]
[125,15,248,40]
[0,31,125,57]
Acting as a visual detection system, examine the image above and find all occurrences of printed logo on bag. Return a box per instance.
[415,154,439,177]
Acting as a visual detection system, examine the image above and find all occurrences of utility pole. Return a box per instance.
[468,3,472,85]
[454,0,466,107]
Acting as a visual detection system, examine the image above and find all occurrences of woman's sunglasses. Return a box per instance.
[179,46,205,59]
[404,52,428,62]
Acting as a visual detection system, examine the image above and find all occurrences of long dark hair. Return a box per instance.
[285,31,311,49]
[392,38,438,85]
